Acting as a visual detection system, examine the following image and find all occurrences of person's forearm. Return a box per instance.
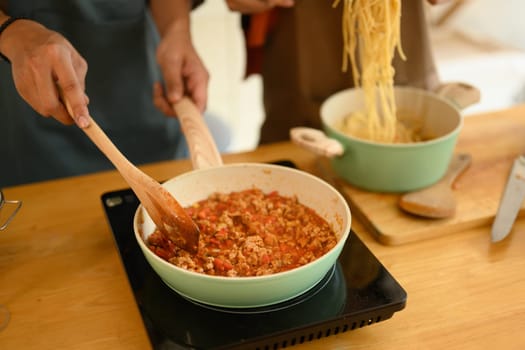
[149,0,192,37]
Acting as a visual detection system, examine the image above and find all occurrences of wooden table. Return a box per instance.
[1,107,525,349]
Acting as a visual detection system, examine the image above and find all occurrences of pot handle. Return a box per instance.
[172,98,224,170]
[433,82,481,110]
[290,127,345,158]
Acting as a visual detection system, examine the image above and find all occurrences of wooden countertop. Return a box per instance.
[1,106,525,349]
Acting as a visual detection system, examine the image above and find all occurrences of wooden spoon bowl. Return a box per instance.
[398,153,472,218]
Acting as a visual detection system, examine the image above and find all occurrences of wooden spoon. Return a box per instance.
[398,153,472,218]
[61,97,200,253]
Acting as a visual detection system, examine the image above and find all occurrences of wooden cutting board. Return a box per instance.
[316,105,525,245]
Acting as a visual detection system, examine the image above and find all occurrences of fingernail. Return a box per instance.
[170,92,182,102]
[76,115,90,128]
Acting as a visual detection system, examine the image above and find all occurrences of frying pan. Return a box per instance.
[133,98,352,308]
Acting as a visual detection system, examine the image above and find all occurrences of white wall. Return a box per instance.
[190,1,264,152]
[426,1,525,116]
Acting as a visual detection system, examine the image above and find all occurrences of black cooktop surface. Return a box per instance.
[101,165,407,350]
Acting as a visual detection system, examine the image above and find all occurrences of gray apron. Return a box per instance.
[0,0,186,187]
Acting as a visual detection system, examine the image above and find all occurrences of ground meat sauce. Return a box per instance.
[146,188,338,277]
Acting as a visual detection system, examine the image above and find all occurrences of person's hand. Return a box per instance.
[0,19,90,127]
[153,21,209,114]
[225,0,295,14]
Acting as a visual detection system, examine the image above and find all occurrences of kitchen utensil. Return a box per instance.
[60,97,199,253]
[398,153,472,218]
[291,83,480,192]
[0,189,22,231]
[133,98,352,308]
[491,154,525,242]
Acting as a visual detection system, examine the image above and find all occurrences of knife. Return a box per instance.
[491,155,525,242]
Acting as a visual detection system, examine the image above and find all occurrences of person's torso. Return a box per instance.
[0,0,183,187]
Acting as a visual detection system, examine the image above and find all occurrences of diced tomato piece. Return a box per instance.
[261,254,271,265]
[213,258,233,271]
[280,243,290,253]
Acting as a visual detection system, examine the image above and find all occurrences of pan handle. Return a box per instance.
[290,127,345,159]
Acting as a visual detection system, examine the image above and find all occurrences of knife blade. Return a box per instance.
[491,155,525,242]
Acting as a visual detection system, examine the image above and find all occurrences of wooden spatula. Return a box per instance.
[61,97,200,253]
[398,153,472,219]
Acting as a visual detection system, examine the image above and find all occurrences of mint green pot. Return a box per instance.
[317,86,470,192]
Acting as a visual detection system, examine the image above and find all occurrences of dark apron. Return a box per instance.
[0,0,185,187]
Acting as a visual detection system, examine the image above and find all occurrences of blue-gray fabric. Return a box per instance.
[0,0,186,187]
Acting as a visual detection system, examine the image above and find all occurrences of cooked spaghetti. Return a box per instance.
[333,0,410,143]
[337,110,425,143]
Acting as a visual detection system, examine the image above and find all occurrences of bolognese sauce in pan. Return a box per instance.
[146,188,337,277]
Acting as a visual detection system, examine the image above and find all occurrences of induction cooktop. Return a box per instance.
[101,160,407,350]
